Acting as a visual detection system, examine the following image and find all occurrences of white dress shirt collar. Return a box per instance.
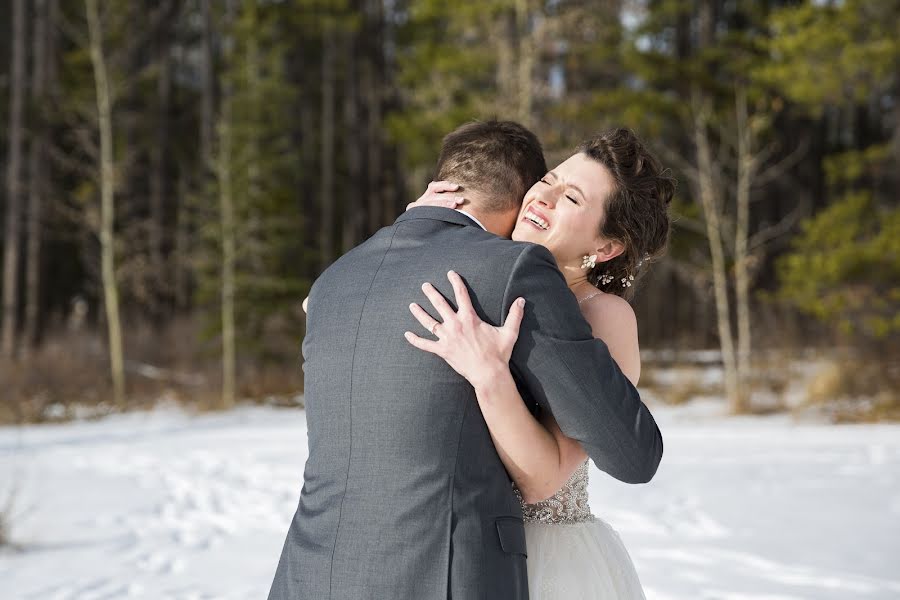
[454,209,487,231]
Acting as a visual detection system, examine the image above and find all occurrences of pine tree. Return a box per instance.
[768,0,900,346]
[198,0,307,405]
[2,0,27,359]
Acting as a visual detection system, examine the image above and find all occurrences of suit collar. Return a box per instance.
[394,206,484,230]
[454,209,487,230]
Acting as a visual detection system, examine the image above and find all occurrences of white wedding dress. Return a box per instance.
[513,461,646,599]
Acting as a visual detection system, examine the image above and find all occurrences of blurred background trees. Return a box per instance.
[0,0,897,421]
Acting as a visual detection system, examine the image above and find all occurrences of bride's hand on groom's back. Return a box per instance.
[406,181,466,211]
[404,270,525,390]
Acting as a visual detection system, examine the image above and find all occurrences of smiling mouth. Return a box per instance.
[523,208,550,230]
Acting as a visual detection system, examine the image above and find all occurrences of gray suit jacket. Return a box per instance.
[268,207,662,600]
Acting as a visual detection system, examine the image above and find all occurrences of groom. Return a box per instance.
[269,120,662,600]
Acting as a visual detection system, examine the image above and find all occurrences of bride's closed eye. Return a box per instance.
[540,176,578,204]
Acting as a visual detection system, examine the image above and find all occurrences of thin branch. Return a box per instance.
[667,257,712,293]
[654,141,701,184]
[753,136,810,189]
[46,141,97,179]
[108,0,177,72]
[56,99,97,125]
[55,109,101,159]
[748,194,810,252]
[124,359,206,387]
[745,140,777,177]
[671,211,709,237]
[70,125,101,161]
[53,9,88,47]
[114,60,159,103]
[47,195,92,228]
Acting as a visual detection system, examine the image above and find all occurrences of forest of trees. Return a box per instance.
[0,0,897,422]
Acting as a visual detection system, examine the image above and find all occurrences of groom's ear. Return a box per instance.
[595,238,625,263]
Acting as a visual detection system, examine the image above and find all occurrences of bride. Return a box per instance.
[404,128,675,598]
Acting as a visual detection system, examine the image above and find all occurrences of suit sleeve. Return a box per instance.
[502,244,663,484]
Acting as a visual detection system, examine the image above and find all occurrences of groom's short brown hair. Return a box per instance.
[434,120,547,213]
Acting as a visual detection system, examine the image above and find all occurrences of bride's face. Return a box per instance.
[512,153,618,269]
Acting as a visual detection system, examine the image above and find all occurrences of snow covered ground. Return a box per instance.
[2,402,899,600]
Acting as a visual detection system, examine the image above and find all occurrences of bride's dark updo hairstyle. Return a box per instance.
[580,128,676,299]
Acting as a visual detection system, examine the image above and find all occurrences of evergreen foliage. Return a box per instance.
[778,193,899,341]
[0,0,896,411]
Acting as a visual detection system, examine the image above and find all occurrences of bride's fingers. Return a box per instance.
[502,297,526,339]
[428,181,460,193]
[433,195,464,206]
[447,271,474,315]
[409,302,440,334]
[404,331,441,355]
[409,194,464,209]
[421,282,456,322]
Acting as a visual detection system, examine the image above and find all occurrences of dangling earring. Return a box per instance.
[581,254,597,270]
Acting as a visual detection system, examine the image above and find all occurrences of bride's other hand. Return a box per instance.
[405,270,525,388]
[405,181,465,211]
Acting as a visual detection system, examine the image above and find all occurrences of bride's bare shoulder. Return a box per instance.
[580,291,636,328]
[579,291,640,384]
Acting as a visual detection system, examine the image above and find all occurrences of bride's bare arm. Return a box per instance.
[473,294,640,502]
[468,363,578,503]
[535,294,641,495]
[405,271,640,503]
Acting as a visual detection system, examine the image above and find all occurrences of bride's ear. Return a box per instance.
[594,238,625,264]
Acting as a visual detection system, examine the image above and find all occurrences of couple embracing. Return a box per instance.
[269,120,675,599]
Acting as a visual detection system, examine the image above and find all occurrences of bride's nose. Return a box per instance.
[537,188,558,209]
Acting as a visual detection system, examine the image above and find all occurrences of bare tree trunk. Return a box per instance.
[150,29,172,318]
[363,59,381,233]
[86,0,126,406]
[245,0,261,212]
[24,0,50,352]
[217,4,236,409]
[2,0,27,359]
[364,0,383,234]
[173,0,216,313]
[496,11,515,110]
[174,170,189,310]
[693,90,741,412]
[200,0,216,172]
[515,0,534,125]
[217,106,236,409]
[734,84,753,409]
[691,0,742,412]
[381,9,401,225]
[342,29,363,253]
[319,33,336,271]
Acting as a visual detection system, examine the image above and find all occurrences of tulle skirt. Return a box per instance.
[524,518,646,599]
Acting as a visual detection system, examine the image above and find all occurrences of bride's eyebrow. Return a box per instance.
[548,171,586,200]
[568,181,585,198]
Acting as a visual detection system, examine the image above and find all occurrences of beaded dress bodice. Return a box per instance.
[513,461,595,525]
